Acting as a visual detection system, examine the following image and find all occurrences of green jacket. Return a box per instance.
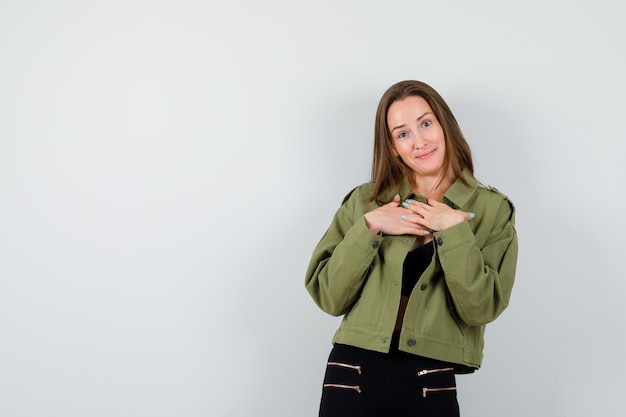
[305,172,518,372]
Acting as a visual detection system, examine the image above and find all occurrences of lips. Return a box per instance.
[416,149,435,159]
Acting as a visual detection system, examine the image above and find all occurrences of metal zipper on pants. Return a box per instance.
[323,383,362,393]
[417,367,454,376]
[422,387,456,397]
[327,361,362,374]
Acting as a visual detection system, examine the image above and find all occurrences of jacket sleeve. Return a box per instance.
[436,197,518,326]
[305,193,384,317]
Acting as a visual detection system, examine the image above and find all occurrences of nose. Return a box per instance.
[412,132,427,149]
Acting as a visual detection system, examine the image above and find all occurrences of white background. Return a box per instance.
[1,1,624,416]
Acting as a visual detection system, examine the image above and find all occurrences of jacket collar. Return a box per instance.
[391,170,478,209]
[442,170,478,208]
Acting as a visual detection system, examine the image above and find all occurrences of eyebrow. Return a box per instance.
[390,112,432,133]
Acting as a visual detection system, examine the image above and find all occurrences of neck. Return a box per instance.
[412,172,453,201]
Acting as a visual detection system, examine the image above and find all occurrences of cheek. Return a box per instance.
[394,142,413,159]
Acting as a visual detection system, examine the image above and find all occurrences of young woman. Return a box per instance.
[305,80,518,416]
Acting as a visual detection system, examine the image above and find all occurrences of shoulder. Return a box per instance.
[336,182,380,218]
[451,172,514,213]
[340,182,376,205]
[478,183,514,206]
[473,183,516,223]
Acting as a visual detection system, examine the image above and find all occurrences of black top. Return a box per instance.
[401,241,435,296]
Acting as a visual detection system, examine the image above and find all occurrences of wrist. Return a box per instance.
[363,215,382,235]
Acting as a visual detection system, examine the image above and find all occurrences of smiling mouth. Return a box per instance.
[416,150,435,159]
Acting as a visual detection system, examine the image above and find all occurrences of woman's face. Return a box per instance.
[387,95,446,179]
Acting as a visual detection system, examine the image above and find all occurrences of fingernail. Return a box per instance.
[394,194,400,200]
[424,231,430,235]
[401,199,411,207]
[400,215,407,220]
[470,213,476,219]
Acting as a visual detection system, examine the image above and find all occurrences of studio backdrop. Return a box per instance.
[0,1,624,416]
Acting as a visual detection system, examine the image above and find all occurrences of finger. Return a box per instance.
[400,214,434,234]
[396,221,432,236]
[425,198,443,207]
[400,212,424,223]
[409,225,433,236]
[401,199,421,213]
[402,201,430,216]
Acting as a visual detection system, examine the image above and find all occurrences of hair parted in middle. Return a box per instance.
[371,80,475,204]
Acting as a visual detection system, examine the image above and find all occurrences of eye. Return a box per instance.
[421,120,432,128]
[397,131,409,140]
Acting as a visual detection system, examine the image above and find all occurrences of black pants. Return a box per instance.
[318,341,460,417]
